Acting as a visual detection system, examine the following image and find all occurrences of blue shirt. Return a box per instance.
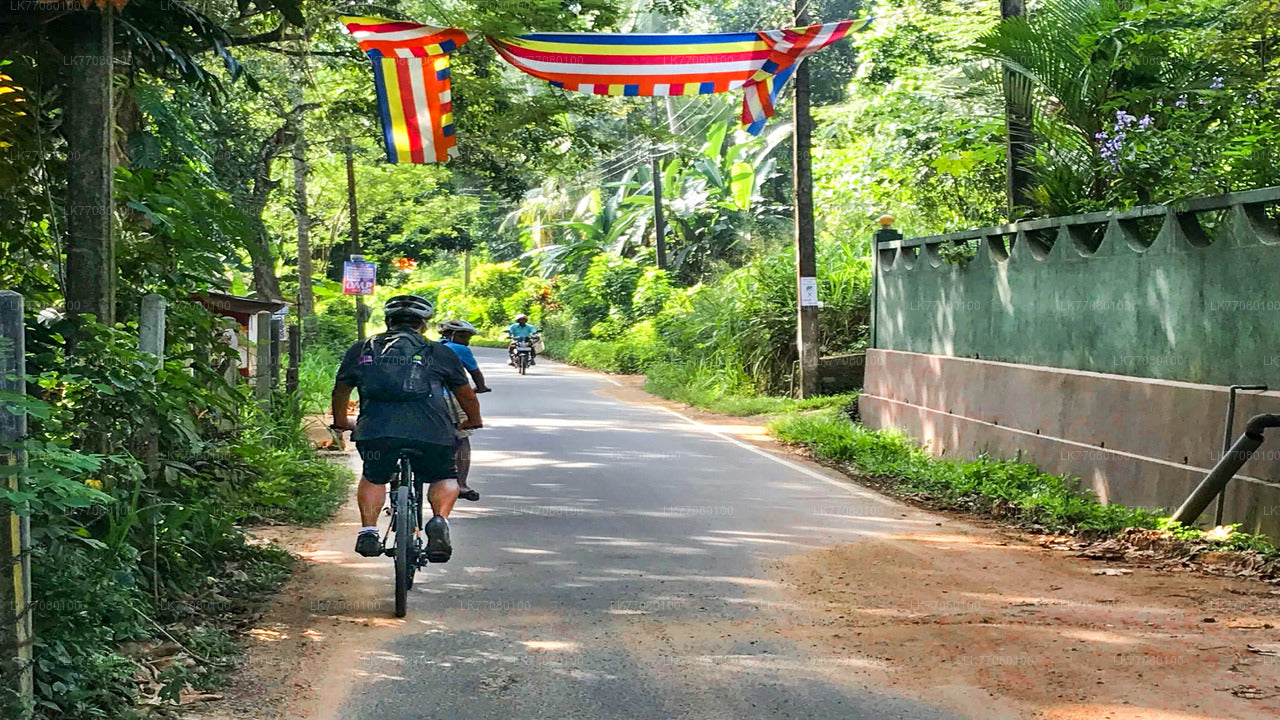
[508,322,538,338]
[439,339,478,371]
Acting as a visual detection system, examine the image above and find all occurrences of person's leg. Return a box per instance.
[427,478,460,518]
[415,443,461,562]
[357,477,387,526]
[354,439,395,556]
[455,437,479,501]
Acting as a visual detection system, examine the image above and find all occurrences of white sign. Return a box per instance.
[799,276,819,307]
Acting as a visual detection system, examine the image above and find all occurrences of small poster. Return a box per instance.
[799,276,819,307]
[342,261,378,295]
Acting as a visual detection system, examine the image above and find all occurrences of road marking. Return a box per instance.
[649,405,897,507]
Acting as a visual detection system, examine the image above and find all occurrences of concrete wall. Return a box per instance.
[859,350,1280,536]
[866,188,1280,535]
[873,188,1280,387]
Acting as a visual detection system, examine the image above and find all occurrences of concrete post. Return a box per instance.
[286,325,301,397]
[254,311,271,404]
[138,294,165,473]
[0,291,32,716]
[139,294,165,362]
[270,316,283,389]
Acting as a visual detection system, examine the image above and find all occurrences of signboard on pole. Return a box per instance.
[342,260,377,295]
[799,276,820,307]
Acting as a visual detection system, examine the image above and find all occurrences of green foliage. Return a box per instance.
[770,409,1162,532]
[644,361,857,416]
[0,315,348,719]
[584,254,644,316]
[632,268,673,318]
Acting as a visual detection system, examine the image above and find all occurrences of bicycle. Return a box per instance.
[329,426,427,618]
[387,448,426,618]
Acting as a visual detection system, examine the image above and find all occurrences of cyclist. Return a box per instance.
[437,319,489,502]
[506,313,539,366]
[330,295,482,563]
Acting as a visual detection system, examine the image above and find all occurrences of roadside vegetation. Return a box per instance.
[2,0,1277,717]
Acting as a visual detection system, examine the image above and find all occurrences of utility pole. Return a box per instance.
[1001,0,1034,216]
[649,98,668,270]
[792,0,820,399]
[463,250,471,292]
[345,139,367,340]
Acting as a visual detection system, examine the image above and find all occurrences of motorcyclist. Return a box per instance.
[330,295,482,563]
[438,319,489,502]
[507,313,539,366]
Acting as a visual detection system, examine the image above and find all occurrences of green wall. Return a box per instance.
[872,189,1280,387]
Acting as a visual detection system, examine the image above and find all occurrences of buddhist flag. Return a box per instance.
[489,21,857,135]
[340,17,470,163]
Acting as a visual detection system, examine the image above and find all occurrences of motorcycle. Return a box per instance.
[509,335,538,375]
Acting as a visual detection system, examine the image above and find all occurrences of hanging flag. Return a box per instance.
[489,21,857,134]
[337,18,860,157]
[339,16,470,163]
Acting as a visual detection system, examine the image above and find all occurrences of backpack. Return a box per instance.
[354,330,440,402]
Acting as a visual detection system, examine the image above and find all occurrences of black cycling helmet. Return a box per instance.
[383,294,435,323]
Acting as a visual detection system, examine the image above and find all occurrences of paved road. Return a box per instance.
[339,349,960,719]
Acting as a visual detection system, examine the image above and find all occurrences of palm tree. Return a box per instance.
[973,0,1190,208]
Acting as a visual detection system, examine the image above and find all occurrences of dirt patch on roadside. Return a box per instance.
[185,461,403,720]
[772,528,1280,720]
[597,371,1280,718]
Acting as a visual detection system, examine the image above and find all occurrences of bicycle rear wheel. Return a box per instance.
[394,483,413,618]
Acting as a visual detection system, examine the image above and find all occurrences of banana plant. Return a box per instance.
[520,171,651,278]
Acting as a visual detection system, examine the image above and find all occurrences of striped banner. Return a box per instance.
[491,21,856,134]
[340,16,470,163]
[339,17,858,162]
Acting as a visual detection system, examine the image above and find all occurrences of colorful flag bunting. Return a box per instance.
[490,21,856,134]
[340,16,470,163]
[339,17,857,163]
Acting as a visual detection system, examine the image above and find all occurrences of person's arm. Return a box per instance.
[453,384,483,429]
[331,342,362,431]
[468,367,490,393]
[331,381,356,430]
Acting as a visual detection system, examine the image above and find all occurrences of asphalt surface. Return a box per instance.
[338,348,961,719]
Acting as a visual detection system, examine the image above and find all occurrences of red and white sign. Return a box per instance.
[342,261,377,295]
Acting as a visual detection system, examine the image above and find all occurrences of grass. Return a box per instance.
[769,408,1278,554]
[643,361,855,416]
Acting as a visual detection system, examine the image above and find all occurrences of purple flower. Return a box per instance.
[1115,110,1137,127]
[1210,76,1225,90]
[1175,95,1188,108]
[1138,115,1154,129]
[1156,99,1164,107]
[1095,131,1109,140]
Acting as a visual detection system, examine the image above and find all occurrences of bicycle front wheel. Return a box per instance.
[394,484,412,618]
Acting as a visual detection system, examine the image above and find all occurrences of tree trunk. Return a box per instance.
[1001,0,1035,216]
[63,10,115,327]
[243,113,307,301]
[291,89,315,337]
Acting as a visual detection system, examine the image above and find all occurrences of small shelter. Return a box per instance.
[192,291,290,378]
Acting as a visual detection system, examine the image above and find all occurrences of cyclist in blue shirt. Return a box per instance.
[438,320,489,502]
[506,313,539,366]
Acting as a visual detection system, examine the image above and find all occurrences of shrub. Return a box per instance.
[632,267,673,318]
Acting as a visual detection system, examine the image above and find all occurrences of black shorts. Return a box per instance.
[356,438,458,485]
